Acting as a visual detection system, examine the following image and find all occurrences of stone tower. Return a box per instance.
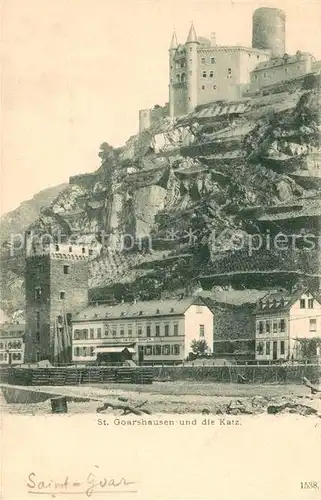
[252,7,286,58]
[169,29,178,119]
[24,234,90,363]
[185,22,199,113]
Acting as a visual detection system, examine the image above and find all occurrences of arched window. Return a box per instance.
[176,74,181,83]
[181,73,186,82]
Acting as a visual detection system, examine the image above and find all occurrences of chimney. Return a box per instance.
[210,32,216,46]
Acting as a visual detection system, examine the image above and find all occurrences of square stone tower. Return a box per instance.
[24,234,90,363]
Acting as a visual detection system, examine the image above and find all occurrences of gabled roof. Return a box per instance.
[73,297,205,323]
[254,288,319,314]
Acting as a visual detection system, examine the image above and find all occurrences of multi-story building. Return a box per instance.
[71,298,213,364]
[138,7,320,130]
[254,289,321,362]
[0,322,25,365]
[24,235,92,364]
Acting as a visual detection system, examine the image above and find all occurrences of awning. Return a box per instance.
[94,347,136,354]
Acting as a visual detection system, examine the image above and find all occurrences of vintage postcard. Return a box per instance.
[1,0,321,498]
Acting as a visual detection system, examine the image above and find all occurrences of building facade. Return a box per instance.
[0,322,25,365]
[24,235,92,363]
[254,289,321,361]
[72,298,213,364]
[138,7,320,130]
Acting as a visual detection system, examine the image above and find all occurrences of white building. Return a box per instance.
[254,289,321,362]
[0,323,25,365]
[72,297,213,364]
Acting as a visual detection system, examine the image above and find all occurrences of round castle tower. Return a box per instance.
[168,30,178,119]
[252,7,286,58]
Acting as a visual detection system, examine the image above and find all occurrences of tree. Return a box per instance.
[98,142,115,163]
[190,339,209,356]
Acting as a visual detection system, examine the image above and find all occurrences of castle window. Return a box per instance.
[201,85,205,90]
[90,328,94,339]
[165,324,169,336]
[128,325,133,336]
[55,245,59,251]
[82,247,86,254]
[201,57,206,64]
[63,265,69,275]
[180,60,185,68]
[120,326,124,336]
[174,323,179,335]
[202,70,207,78]
[209,70,214,78]
[74,347,80,357]
[69,246,72,252]
[112,326,117,336]
[181,73,186,82]
[146,325,151,337]
[211,57,215,64]
[59,291,66,300]
[97,328,102,338]
[257,55,260,60]
[212,84,217,90]
[254,75,258,80]
[155,325,160,337]
[227,68,232,79]
[89,249,93,256]
[190,47,192,52]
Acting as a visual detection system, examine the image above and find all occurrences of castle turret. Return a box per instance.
[169,29,178,119]
[252,7,286,58]
[185,22,199,113]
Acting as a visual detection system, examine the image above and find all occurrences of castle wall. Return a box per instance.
[196,47,269,104]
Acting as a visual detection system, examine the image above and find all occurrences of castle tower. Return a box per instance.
[24,235,90,363]
[185,22,199,113]
[169,29,178,119]
[252,7,286,58]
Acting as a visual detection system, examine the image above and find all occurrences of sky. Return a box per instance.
[1,0,321,215]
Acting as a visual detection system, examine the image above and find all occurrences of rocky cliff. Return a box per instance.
[2,72,321,314]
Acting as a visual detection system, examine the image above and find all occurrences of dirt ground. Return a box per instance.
[1,381,321,416]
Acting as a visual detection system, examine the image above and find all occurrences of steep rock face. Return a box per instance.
[1,73,321,314]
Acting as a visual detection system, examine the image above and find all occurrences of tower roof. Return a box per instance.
[169,29,178,50]
[186,22,197,43]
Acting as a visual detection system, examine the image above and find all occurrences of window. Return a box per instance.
[82,247,86,254]
[201,85,205,90]
[162,344,170,355]
[264,72,267,77]
[82,347,87,356]
[145,346,152,356]
[176,74,180,82]
[273,322,277,333]
[69,246,72,252]
[285,68,288,73]
[209,70,214,78]
[181,73,186,82]
[66,313,72,325]
[89,249,93,256]
[266,321,270,333]
[258,321,264,334]
[190,47,192,52]
[280,341,285,355]
[90,328,94,339]
[300,299,306,308]
[173,344,180,355]
[154,345,161,356]
[104,329,109,337]
[227,68,232,74]
[202,71,207,78]
[257,55,259,60]
[212,84,217,90]
[199,325,205,337]
[35,287,42,300]
[128,325,132,337]
[74,329,81,340]
[308,299,314,309]
[164,324,169,336]
[201,57,206,64]
[309,319,317,332]
[0,354,3,361]
[63,265,69,275]
[97,328,102,339]
[266,342,271,356]
[112,326,117,336]
[155,325,160,337]
[74,347,80,357]
[120,326,124,336]
[90,347,95,356]
[0,342,2,349]
[137,326,142,336]
[173,324,178,335]
[256,342,264,355]
[59,291,66,300]
[146,325,151,337]
[280,319,285,332]
[55,244,59,251]
[82,329,88,340]
[211,57,215,64]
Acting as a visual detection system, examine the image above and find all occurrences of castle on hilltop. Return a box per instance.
[139,7,320,132]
